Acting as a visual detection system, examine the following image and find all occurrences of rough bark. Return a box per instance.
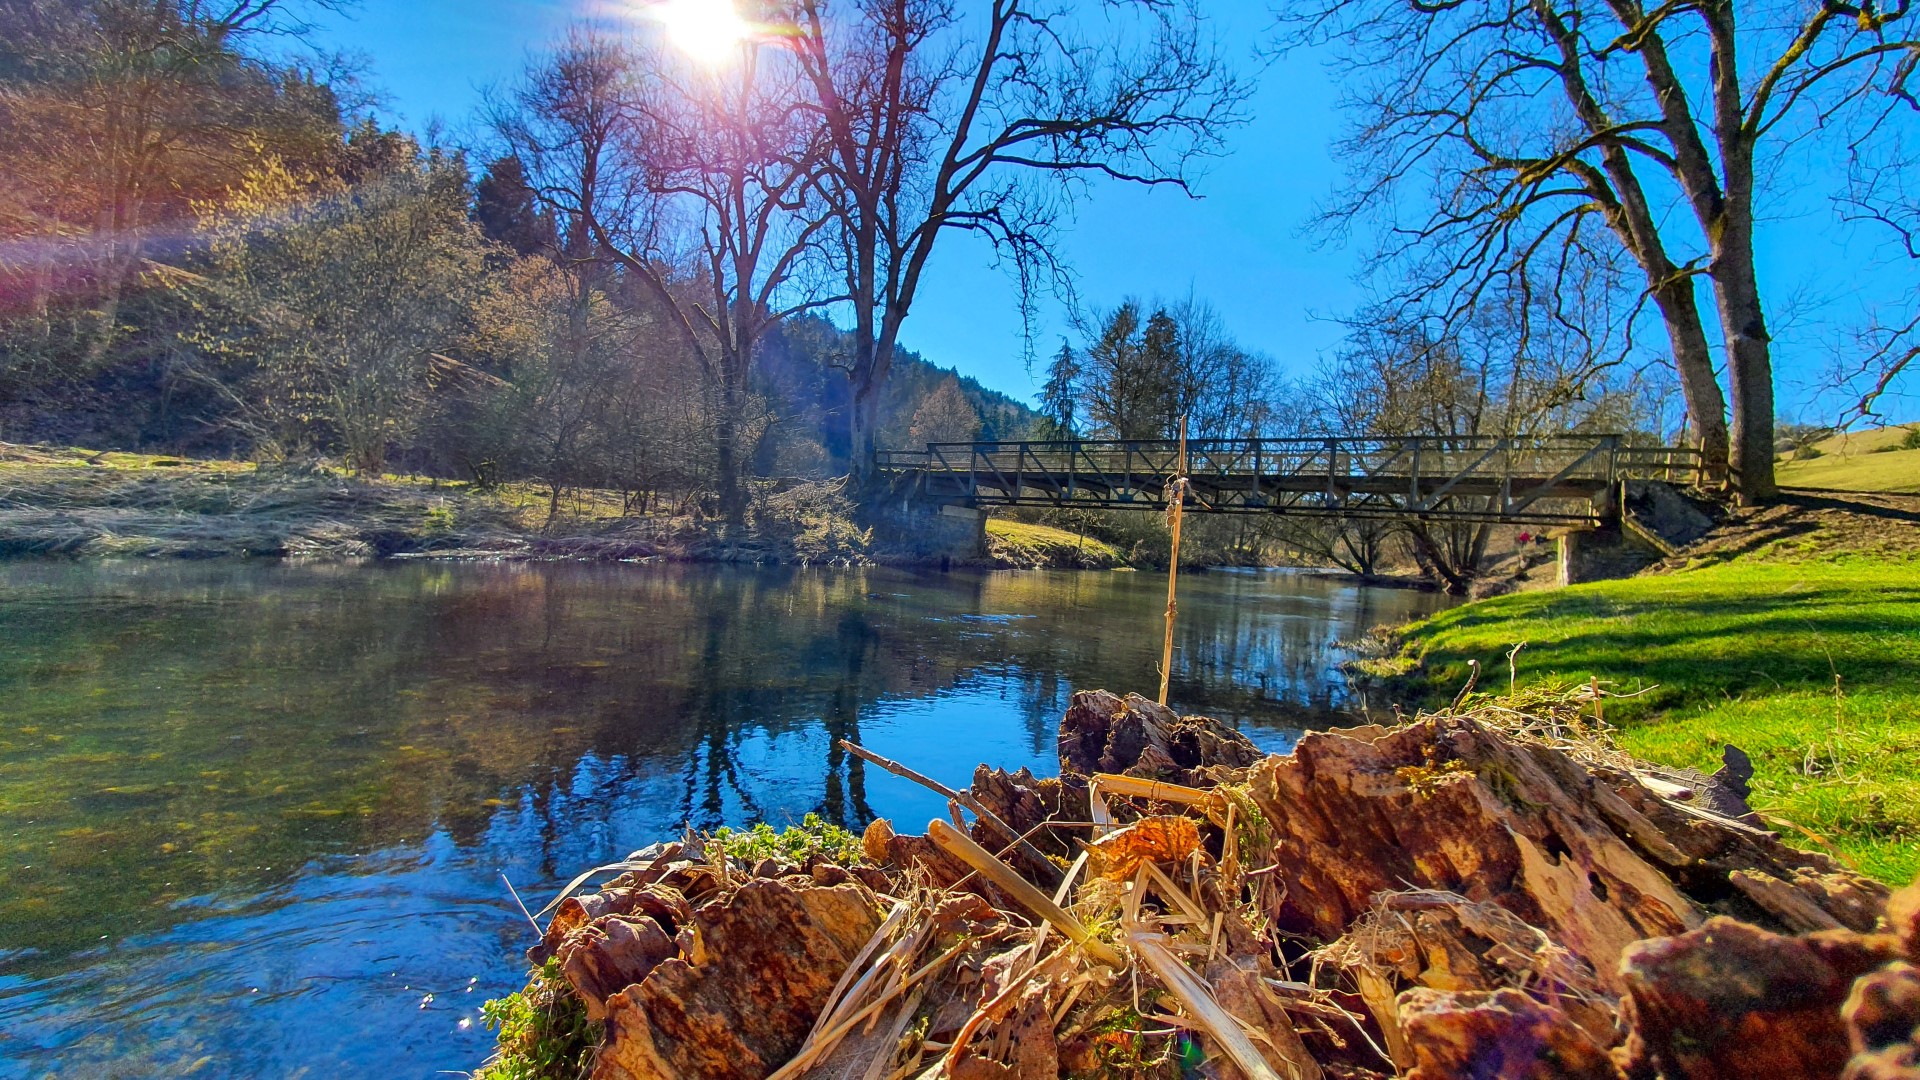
[1399,987,1620,1080]
[1245,716,1887,988]
[594,878,883,1080]
[1057,689,1262,783]
[1616,918,1903,1080]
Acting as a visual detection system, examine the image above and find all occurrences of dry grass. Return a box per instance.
[1777,422,1920,494]
[0,441,592,558]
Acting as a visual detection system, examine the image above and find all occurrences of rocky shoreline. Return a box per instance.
[481,688,1916,1080]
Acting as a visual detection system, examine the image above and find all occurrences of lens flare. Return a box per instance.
[652,0,750,63]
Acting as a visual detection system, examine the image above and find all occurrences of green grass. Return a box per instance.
[985,517,1126,569]
[1777,422,1920,493]
[1399,553,1920,884]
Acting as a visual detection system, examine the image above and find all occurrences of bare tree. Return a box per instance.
[906,374,981,443]
[785,0,1249,481]
[497,27,834,521]
[1825,124,1920,426]
[1282,0,1920,500]
[1317,278,1647,592]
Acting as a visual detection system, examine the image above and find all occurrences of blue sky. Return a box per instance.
[308,1,1904,420]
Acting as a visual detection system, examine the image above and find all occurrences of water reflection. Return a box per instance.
[0,560,1447,1077]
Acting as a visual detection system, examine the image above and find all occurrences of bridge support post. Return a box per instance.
[868,499,987,564]
[1558,480,1717,585]
[1556,527,1651,586]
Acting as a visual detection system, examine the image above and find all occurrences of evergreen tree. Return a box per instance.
[1038,340,1081,438]
[473,155,556,257]
[1140,308,1181,435]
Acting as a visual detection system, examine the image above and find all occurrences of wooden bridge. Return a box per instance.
[876,435,1704,526]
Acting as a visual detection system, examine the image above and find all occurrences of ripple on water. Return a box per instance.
[0,560,1450,1077]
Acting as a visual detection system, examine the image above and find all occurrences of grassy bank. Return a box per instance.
[0,442,650,559]
[1776,421,1920,494]
[1378,502,1920,883]
[983,518,1127,569]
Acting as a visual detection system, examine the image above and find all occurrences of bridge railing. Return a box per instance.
[876,435,1707,523]
[883,437,1703,481]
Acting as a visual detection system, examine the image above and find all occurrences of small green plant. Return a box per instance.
[710,812,865,866]
[1077,1004,1181,1077]
[422,504,457,534]
[1902,427,1920,451]
[476,959,598,1080]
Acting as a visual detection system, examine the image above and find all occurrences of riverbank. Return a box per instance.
[1353,491,1920,883]
[0,442,1126,569]
[482,688,1915,1080]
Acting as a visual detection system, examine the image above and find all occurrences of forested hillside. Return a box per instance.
[0,3,1033,514]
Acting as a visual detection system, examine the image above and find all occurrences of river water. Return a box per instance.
[0,560,1447,1078]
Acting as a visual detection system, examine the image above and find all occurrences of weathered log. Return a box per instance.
[496,691,1920,1080]
[1246,715,1886,988]
[1058,689,1260,783]
[537,884,695,964]
[557,914,678,1021]
[1397,987,1621,1080]
[593,879,883,1080]
[1845,962,1920,1068]
[1615,917,1904,1080]
[1322,890,1616,1047]
[967,764,1086,876]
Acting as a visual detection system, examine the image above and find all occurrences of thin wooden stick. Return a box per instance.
[840,739,1061,885]
[766,938,970,1080]
[1089,772,1215,808]
[805,901,911,1046]
[1160,415,1189,706]
[927,819,1123,968]
[1141,861,1212,927]
[1353,966,1414,1073]
[1128,929,1289,1080]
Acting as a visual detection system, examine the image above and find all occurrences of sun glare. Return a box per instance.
[652,0,750,63]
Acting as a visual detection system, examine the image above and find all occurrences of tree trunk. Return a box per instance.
[848,385,880,486]
[1406,524,1472,595]
[1709,162,1778,502]
[1650,279,1732,482]
[716,379,742,524]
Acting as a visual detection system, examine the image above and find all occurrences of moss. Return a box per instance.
[1074,1004,1181,1078]
[1395,752,1474,797]
[477,959,599,1080]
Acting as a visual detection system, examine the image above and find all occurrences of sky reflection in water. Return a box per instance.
[0,560,1447,1078]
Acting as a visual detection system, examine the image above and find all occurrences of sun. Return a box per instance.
[652,0,750,64]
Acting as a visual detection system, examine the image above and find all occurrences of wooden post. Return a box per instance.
[1159,417,1188,707]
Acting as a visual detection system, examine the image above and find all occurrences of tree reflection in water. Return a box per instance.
[0,559,1448,1078]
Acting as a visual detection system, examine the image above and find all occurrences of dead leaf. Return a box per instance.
[1088,815,1201,881]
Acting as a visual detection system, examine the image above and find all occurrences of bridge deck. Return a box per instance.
[877,436,1702,525]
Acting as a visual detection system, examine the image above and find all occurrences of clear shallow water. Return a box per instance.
[0,560,1448,1078]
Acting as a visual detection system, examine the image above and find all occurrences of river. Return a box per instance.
[0,560,1447,1077]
